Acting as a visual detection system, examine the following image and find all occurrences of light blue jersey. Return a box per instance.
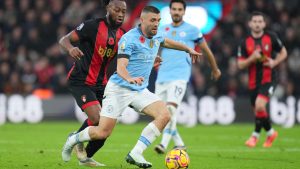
[109,26,165,91]
[156,22,204,83]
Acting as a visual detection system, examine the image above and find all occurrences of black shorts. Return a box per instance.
[249,83,276,106]
[68,84,105,111]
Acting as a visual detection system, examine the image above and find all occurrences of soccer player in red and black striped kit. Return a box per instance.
[59,0,126,166]
[237,12,287,148]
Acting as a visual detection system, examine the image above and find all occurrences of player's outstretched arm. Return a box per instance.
[117,56,144,85]
[59,31,84,60]
[198,41,221,80]
[161,38,202,63]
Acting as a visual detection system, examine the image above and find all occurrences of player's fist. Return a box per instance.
[263,57,276,69]
[68,47,84,60]
[153,56,162,71]
[187,48,202,63]
[251,49,262,62]
[127,77,144,85]
[211,68,221,81]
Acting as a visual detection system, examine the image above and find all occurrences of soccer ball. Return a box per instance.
[165,149,190,169]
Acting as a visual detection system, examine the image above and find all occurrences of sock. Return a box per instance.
[167,105,184,147]
[77,119,89,132]
[77,119,106,158]
[254,117,263,133]
[266,128,275,136]
[161,122,172,148]
[262,116,272,132]
[131,122,161,155]
[69,127,91,146]
[173,130,184,146]
[251,131,260,138]
[86,139,107,158]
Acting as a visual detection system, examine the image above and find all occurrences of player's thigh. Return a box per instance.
[95,87,105,105]
[68,85,100,119]
[131,89,168,118]
[166,80,187,106]
[101,82,135,119]
[249,89,258,107]
[255,83,275,109]
[155,83,168,101]
[141,100,170,130]
[96,116,118,138]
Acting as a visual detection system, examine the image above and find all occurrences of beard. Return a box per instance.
[146,27,157,37]
[172,15,182,23]
[107,15,122,28]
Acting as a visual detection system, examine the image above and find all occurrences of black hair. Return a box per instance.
[169,0,186,10]
[249,11,266,21]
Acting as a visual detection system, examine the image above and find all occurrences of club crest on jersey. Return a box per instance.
[139,36,145,43]
[77,23,84,31]
[264,44,269,51]
[108,37,115,45]
[179,31,186,37]
[81,95,86,103]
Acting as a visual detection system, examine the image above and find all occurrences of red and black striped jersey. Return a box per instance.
[237,31,284,89]
[67,17,125,88]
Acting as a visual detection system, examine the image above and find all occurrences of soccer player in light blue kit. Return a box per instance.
[61,6,201,168]
[154,0,221,154]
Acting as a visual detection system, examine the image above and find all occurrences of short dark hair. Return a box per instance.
[142,6,160,14]
[107,0,125,6]
[249,11,266,21]
[169,0,186,10]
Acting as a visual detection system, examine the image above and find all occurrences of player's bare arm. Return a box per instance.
[198,41,221,80]
[59,31,84,60]
[161,38,201,63]
[117,57,144,85]
[263,46,287,69]
[237,49,261,69]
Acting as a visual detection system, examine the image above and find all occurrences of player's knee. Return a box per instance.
[160,109,171,124]
[95,128,111,139]
[255,103,266,112]
[88,114,100,125]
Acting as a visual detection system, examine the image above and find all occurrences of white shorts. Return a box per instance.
[101,81,161,119]
[155,80,187,105]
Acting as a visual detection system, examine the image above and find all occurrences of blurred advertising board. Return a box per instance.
[0,94,299,127]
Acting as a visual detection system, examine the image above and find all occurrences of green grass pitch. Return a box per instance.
[0,122,300,169]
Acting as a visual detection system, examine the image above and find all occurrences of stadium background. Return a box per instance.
[0,0,299,126]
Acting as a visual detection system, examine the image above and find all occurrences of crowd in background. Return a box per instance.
[0,0,299,99]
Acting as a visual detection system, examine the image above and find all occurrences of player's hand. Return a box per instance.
[153,56,162,71]
[68,47,84,60]
[127,77,144,85]
[187,48,202,63]
[263,57,276,69]
[211,68,221,81]
[250,49,262,62]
